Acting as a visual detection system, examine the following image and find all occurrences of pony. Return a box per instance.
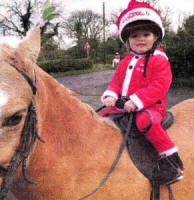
[0,28,193,200]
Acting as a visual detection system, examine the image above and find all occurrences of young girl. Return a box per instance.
[100,0,184,185]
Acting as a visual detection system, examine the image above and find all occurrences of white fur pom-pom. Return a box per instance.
[109,24,119,36]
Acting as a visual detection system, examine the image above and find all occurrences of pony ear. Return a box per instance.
[0,27,41,78]
[17,27,41,62]
[5,27,41,76]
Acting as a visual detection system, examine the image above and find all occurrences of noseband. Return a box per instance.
[0,63,44,199]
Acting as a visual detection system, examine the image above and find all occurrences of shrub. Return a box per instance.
[171,77,194,88]
[38,58,93,73]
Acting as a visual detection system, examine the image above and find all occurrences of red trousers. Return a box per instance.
[136,108,175,153]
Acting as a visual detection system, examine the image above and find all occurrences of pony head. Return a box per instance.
[0,28,41,191]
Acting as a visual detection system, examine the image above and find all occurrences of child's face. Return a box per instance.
[128,30,158,54]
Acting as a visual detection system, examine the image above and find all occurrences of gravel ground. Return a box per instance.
[56,70,194,110]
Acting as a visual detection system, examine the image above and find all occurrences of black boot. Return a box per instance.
[156,152,184,185]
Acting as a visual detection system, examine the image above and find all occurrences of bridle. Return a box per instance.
[0,62,44,199]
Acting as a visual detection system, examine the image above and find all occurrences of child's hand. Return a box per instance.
[124,100,137,112]
[103,96,117,107]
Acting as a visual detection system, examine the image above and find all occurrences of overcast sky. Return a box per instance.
[1,0,193,47]
[1,0,193,28]
[62,0,194,47]
[65,0,193,16]
[64,0,194,27]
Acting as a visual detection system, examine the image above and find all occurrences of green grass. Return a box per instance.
[50,63,114,77]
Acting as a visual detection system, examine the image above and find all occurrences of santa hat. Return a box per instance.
[114,0,164,43]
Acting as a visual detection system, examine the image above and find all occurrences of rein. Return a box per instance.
[79,111,133,200]
[0,64,44,200]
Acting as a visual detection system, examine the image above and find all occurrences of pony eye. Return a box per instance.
[2,114,23,127]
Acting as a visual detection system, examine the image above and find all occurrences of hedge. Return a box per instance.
[171,77,194,88]
[38,58,93,73]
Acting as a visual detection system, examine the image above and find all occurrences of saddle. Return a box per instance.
[105,111,175,200]
[101,96,177,200]
[105,111,173,177]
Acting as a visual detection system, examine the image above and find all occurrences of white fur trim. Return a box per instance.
[160,146,178,156]
[101,90,118,103]
[119,8,164,42]
[130,94,144,110]
[122,56,139,96]
[154,50,168,60]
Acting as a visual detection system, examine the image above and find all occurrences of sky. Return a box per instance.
[1,0,194,47]
[61,0,194,47]
[1,0,193,29]
[64,0,194,15]
[64,0,194,27]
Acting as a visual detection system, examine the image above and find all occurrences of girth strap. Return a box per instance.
[167,185,176,200]
[150,181,160,200]
[150,183,177,200]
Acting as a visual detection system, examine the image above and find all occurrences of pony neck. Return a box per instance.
[34,66,97,142]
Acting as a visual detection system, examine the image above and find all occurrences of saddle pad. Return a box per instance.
[128,111,174,180]
[127,130,159,180]
[107,111,174,181]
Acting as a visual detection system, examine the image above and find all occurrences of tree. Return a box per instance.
[62,10,105,58]
[62,11,85,58]
[0,0,63,61]
[63,10,104,42]
[164,16,194,80]
[0,0,60,37]
[1,0,33,36]
[183,15,194,36]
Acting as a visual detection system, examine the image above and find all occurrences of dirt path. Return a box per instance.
[56,70,194,110]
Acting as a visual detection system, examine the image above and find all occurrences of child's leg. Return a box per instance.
[136,109,175,154]
[136,109,184,184]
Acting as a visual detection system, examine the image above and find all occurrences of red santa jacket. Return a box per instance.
[101,48,172,116]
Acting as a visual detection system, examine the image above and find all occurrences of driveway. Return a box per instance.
[56,70,194,110]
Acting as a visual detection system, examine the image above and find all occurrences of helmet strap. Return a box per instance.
[144,40,159,77]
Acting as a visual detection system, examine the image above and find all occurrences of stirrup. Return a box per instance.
[157,152,184,185]
[165,171,184,185]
